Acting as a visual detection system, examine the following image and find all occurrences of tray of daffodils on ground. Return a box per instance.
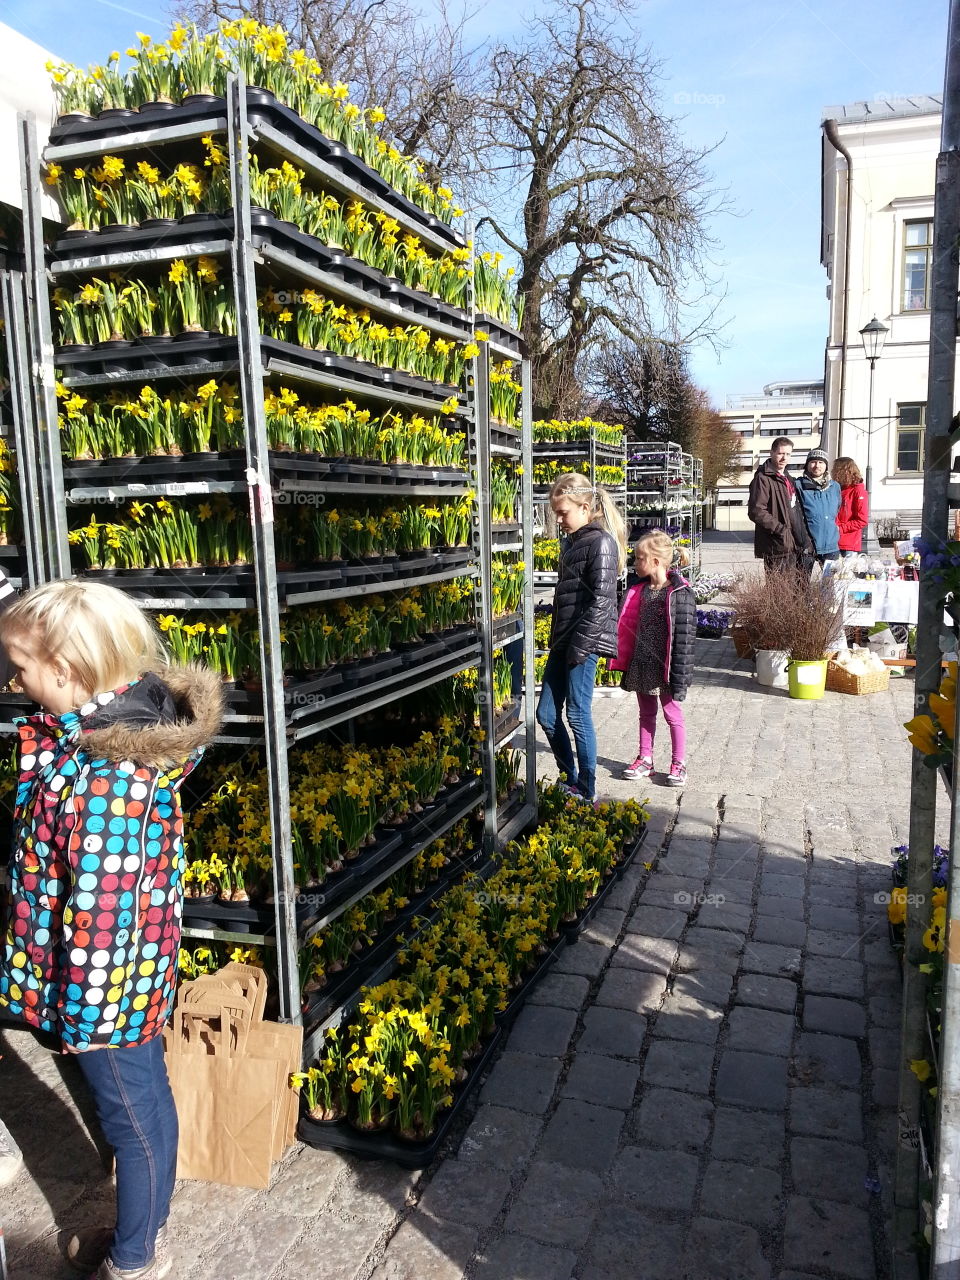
[292,785,648,1166]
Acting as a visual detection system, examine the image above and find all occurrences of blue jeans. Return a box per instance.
[76,1035,178,1270]
[537,649,599,799]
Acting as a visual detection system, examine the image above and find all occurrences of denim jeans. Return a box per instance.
[536,649,599,799]
[76,1035,178,1270]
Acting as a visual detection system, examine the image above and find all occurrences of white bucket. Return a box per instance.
[756,648,790,688]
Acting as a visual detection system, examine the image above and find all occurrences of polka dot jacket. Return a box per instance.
[0,665,223,1050]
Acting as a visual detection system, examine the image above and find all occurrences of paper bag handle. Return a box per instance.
[172,992,255,1057]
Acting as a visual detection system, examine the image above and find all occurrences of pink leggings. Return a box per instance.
[637,691,686,762]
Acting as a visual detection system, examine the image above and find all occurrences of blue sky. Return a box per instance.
[3,0,950,406]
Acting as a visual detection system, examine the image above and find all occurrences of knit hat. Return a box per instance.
[806,448,829,464]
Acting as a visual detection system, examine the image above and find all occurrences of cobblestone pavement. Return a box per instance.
[2,535,933,1280]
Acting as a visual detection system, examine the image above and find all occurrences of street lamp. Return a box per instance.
[859,315,888,556]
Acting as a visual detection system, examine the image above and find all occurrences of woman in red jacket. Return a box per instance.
[833,456,868,556]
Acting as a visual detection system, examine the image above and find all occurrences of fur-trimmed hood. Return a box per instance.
[80,664,224,769]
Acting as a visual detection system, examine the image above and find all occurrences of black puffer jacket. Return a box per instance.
[610,570,696,700]
[549,523,620,665]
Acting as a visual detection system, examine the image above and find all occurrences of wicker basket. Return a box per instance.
[731,628,756,660]
[825,659,890,696]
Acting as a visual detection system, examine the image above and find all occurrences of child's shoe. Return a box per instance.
[666,760,687,787]
[94,1254,164,1280]
[622,756,654,780]
[66,1227,170,1278]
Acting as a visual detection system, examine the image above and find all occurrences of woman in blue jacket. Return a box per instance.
[796,448,840,566]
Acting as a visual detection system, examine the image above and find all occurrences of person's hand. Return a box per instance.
[61,1042,107,1055]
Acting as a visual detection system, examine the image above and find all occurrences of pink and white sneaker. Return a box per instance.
[622,757,654,780]
[666,760,687,787]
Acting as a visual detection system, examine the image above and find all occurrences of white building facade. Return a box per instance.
[715,380,823,531]
[821,95,945,521]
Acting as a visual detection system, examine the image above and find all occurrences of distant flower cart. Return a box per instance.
[696,607,734,639]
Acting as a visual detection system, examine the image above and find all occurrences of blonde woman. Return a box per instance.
[609,529,695,786]
[0,580,222,1280]
[537,473,627,801]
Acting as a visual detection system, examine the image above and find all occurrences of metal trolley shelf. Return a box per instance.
[9,74,538,1040]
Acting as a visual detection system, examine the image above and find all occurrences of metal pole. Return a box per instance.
[17,113,70,582]
[904,3,960,1269]
[863,356,881,555]
[226,74,301,1026]
[1,271,45,588]
[473,345,498,853]
[520,355,537,816]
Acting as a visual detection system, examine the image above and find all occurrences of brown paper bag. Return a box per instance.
[198,963,301,1150]
[179,966,301,1154]
[164,994,285,1188]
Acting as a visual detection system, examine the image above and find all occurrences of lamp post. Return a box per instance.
[859,315,888,555]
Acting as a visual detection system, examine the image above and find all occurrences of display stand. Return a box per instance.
[9,78,537,1054]
[625,440,703,577]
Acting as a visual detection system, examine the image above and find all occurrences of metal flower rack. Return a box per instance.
[7,77,538,1056]
[531,422,627,588]
[625,440,703,578]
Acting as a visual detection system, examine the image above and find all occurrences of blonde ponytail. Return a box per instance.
[635,528,690,572]
[550,471,627,573]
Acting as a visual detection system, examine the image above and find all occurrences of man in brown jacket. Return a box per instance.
[748,437,813,574]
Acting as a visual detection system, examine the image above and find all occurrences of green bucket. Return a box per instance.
[788,659,828,700]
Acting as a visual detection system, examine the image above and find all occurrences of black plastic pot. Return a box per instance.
[180,93,225,108]
[139,218,180,234]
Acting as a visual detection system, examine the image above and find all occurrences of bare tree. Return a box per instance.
[475,0,720,417]
[688,390,740,493]
[593,336,738,490]
[171,0,483,180]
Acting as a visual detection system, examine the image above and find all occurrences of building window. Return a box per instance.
[896,402,925,472]
[902,220,933,311]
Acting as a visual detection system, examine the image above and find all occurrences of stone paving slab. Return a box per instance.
[3,536,932,1279]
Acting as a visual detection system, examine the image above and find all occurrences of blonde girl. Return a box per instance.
[610,529,695,786]
[536,473,627,801]
[0,580,222,1280]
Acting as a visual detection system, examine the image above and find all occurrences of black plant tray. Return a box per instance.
[51,210,471,333]
[494,934,568,1029]
[63,452,245,484]
[52,213,233,261]
[491,423,522,452]
[243,94,466,250]
[302,846,486,1030]
[0,690,36,716]
[475,311,524,356]
[560,826,647,941]
[62,453,467,490]
[492,612,523,647]
[49,98,229,145]
[532,440,590,455]
[249,216,471,332]
[48,92,466,251]
[181,897,275,933]
[57,333,237,377]
[0,544,26,579]
[494,700,522,743]
[259,337,463,404]
[294,776,484,930]
[298,1026,503,1167]
[77,550,469,603]
[56,334,466,408]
